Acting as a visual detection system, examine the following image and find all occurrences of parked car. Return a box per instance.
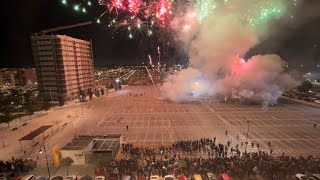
[64,176,77,180]
[0,174,8,180]
[79,175,92,180]
[178,176,187,180]
[22,175,36,180]
[219,173,230,180]
[164,175,175,180]
[122,176,130,180]
[194,174,202,180]
[137,176,146,180]
[206,173,216,180]
[36,177,49,180]
[295,174,307,180]
[309,174,320,180]
[50,176,63,180]
[94,176,105,180]
[150,175,161,180]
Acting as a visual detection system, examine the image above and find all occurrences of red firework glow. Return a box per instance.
[128,0,140,14]
[112,0,125,10]
[157,0,169,21]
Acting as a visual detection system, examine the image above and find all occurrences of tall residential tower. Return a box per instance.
[31,34,94,100]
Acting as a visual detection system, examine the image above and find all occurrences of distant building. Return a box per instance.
[21,68,37,86]
[0,69,17,88]
[30,34,94,100]
[0,68,37,89]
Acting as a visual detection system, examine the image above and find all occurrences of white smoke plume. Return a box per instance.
[160,0,300,103]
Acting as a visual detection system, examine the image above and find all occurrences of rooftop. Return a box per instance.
[61,134,121,151]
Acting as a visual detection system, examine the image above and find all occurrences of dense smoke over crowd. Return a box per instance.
[161,0,299,104]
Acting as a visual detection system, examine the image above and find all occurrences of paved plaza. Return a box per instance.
[1,85,320,164]
[84,85,320,157]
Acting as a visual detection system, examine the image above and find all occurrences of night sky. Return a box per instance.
[1,0,320,67]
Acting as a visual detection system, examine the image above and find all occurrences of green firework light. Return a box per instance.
[247,1,286,27]
[195,0,295,27]
[74,5,80,11]
[196,0,217,22]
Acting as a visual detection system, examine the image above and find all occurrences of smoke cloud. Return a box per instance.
[160,0,299,104]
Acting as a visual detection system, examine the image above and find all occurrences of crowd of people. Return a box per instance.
[0,157,37,176]
[115,139,320,179]
[128,92,146,97]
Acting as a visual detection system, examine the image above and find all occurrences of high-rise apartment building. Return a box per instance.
[30,34,94,100]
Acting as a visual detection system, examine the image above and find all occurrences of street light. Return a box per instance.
[115,79,120,90]
[244,119,250,153]
[160,150,163,162]
[39,144,51,178]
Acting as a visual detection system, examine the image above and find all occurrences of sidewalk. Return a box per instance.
[0,98,92,131]
[30,164,96,177]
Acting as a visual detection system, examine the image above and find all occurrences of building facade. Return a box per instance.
[0,68,37,89]
[0,69,17,89]
[30,34,94,100]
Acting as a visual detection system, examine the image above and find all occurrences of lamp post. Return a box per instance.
[160,149,164,161]
[79,95,84,118]
[115,79,120,90]
[81,103,84,117]
[244,119,250,153]
[39,144,51,178]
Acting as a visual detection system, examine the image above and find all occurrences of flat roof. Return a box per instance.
[19,125,52,141]
[61,134,121,151]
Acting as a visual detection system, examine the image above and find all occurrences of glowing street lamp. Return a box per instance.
[115,79,120,90]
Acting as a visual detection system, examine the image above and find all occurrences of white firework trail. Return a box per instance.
[148,54,154,68]
[144,66,155,86]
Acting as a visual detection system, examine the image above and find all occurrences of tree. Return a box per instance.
[58,96,65,108]
[100,88,105,96]
[25,103,35,119]
[1,106,13,127]
[10,89,20,103]
[95,90,100,97]
[42,99,50,114]
[88,89,93,99]
[298,81,313,93]
[79,89,85,102]
[23,90,33,104]
[61,157,74,176]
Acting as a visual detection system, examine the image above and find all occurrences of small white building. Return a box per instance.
[60,134,122,165]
